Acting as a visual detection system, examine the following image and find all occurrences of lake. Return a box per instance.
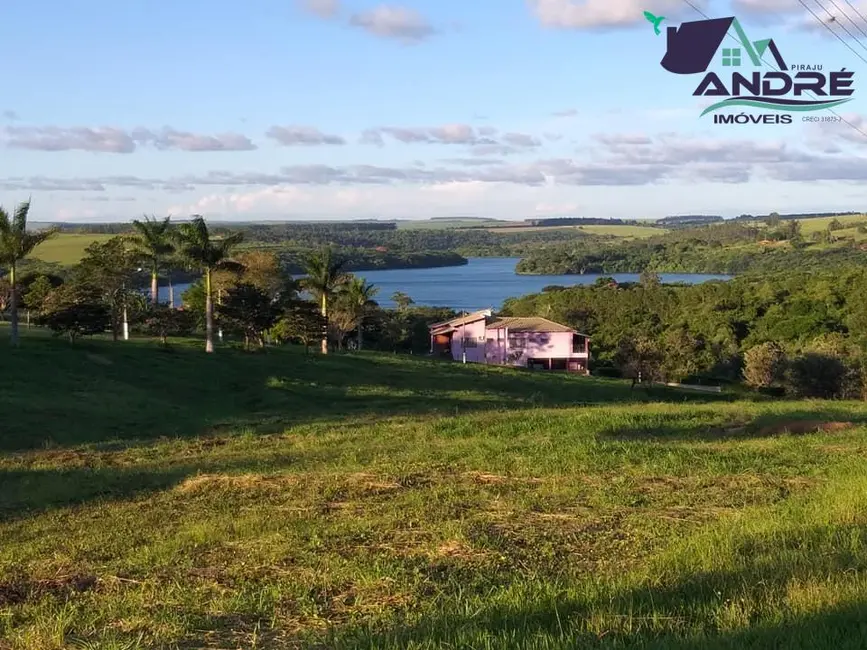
[159,257,731,311]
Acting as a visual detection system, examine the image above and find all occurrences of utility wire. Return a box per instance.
[842,0,867,32]
[825,0,867,46]
[810,0,867,58]
[678,0,867,139]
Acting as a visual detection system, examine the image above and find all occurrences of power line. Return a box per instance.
[677,0,867,139]
[798,0,867,66]
[812,0,867,56]
[842,0,867,33]
[825,0,867,45]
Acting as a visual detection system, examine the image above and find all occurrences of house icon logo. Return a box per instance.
[646,12,855,119]
[660,16,786,75]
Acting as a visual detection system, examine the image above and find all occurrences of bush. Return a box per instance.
[38,282,110,343]
[784,353,848,398]
[138,306,196,345]
[743,342,787,389]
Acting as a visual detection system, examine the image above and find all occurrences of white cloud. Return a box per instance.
[349,5,436,42]
[266,125,346,146]
[297,0,341,19]
[3,125,256,153]
[528,0,705,30]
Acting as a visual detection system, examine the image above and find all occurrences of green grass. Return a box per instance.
[576,224,666,238]
[486,224,665,239]
[30,234,116,265]
[396,219,511,230]
[793,214,866,235]
[1,334,867,649]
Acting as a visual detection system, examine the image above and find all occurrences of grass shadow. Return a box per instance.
[0,336,731,452]
[599,406,867,443]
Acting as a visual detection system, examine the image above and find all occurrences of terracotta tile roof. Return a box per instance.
[486,317,576,333]
[430,309,492,331]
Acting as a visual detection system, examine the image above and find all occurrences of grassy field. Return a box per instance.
[2,335,867,649]
[793,214,866,235]
[29,233,116,265]
[396,219,511,230]
[486,224,664,239]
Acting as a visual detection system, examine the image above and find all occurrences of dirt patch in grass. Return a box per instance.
[757,420,855,436]
[176,473,301,494]
[0,573,97,606]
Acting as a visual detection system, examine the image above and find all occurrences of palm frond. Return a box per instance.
[12,199,31,234]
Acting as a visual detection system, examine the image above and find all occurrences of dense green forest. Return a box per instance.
[503,265,867,395]
[516,219,867,275]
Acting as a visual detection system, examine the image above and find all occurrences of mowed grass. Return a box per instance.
[2,336,867,649]
[29,233,117,265]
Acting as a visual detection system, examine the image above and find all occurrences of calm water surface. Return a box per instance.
[161,258,731,311]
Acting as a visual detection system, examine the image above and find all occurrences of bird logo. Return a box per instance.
[644,11,665,35]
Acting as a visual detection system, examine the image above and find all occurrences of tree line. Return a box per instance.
[515,219,867,275]
[0,201,457,355]
[503,268,867,399]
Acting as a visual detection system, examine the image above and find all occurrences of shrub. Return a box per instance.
[784,353,848,399]
[743,342,787,389]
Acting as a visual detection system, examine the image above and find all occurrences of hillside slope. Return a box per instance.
[1,339,866,649]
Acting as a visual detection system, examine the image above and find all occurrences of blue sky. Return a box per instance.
[2,0,867,222]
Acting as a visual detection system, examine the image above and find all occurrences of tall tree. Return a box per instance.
[130,215,174,307]
[0,200,57,346]
[391,291,414,311]
[339,277,379,351]
[172,216,243,353]
[302,248,349,355]
[218,282,280,349]
[76,237,140,341]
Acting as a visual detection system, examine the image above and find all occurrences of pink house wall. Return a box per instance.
[450,318,487,363]
[485,329,589,367]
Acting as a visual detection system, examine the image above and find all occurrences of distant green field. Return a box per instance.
[397,219,510,230]
[30,233,115,265]
[577,224,665,238]
[489,224,665,238]
[794,214,867,235]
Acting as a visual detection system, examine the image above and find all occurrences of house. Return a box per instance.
[429,309,590,374]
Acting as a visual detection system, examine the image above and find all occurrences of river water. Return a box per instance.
[159,257,731,311]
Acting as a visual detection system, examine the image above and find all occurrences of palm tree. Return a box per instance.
[172,216,243,353]
[302,248,349,355]
[130,215,174,307]
[0,200,57,347]
[340,277,379,351]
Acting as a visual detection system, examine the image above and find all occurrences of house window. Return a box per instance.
[572,334,587,354]
[463,337,478,348]
[722,48,741,67]
[508,334,526,349]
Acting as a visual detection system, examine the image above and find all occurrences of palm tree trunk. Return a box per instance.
[9,264,18,347]
[151,267,159,307]
[320,294,328,355]
[168,277,174,308]
[123,304,129,341]
[217,288,224,343]
[205,268,214,353]
[357,319,363,351]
